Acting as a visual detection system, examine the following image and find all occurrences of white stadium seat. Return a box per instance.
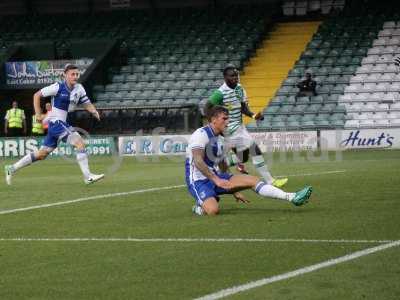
[356,65,373,74]
[376,103,390,111]
[353,93,369,102]
[359,119,376,128]
[391,102,400,110]
[387,112,400,119]
[367,47,382,55]
[377,73,394,82]
[378,29,394,37]
[383,21,396,29]
[350,74,367,83]
[375,119,390,127]
[344,120,360,129]
[362,55,378,64]
[375,82,389,92]
[346,103,363,112]
[388,82,400,92]
[390,119,400,127]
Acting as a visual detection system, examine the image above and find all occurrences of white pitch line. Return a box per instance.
[278,170,346,177]
[0,169,345,216]
[194,240,400,300]
[0,238,393,244]
[0,184,185,215]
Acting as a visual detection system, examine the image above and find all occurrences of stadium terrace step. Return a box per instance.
[241,21,321,124]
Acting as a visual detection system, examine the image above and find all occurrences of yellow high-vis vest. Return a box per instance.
[31,115,44,134]
[6,108,24,128]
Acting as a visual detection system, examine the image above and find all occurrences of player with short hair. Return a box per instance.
[5,64,104,185]
[185,105,312,216]
[206,65,288,188]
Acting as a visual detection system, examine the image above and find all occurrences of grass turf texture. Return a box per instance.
[0,149,399,299]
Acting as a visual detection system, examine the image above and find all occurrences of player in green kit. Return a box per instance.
[206,65,288,188]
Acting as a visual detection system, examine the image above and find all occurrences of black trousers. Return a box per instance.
[6,127,24,137]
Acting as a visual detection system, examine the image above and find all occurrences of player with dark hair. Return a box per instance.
[185,105,312,216]
[5,64,104,185]
[205,65,288,188]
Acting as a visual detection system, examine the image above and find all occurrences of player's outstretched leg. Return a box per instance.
[229,175,312,206]
[254,181,312,206]
[4,152,44,186]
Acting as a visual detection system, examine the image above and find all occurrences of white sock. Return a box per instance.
[225,152,240,167]
[12,153,36,173]
[76,150,91,179]
[252,155,274,184]
[254,181,295,202]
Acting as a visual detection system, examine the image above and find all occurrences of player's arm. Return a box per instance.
[240,88,263,120]
[217,159,249,203]
[192,148,232,189]
[34,82,59,120]
[33,90,44,119]
[78,85,100,121]
[217,157,249,203]
[218,160,230,173]
[82,102,100,121]
[241,102,264,120]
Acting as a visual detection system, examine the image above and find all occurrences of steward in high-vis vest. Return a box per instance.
[4,100,26,137]
[31,114,44,135]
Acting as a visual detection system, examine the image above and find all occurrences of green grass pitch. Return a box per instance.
[0,149,399,299]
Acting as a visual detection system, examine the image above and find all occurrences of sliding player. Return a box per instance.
[185,105,312,216]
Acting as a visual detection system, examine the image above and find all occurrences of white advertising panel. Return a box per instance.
[250,131,318,152]
[119,135,190,156]
[320,129,400,150]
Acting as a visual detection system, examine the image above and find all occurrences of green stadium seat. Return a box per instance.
[320,103,336,113]
[292,104,308,114]
[264,106,280,114]
[297,96,310,104]
[310,95,324,103]
[307,104,322,113]
[282,96,297,104]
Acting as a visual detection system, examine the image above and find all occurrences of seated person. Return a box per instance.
[296,72,317,97]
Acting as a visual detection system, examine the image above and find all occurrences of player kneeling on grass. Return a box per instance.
[5,64,104,186]
[185,105,312,216]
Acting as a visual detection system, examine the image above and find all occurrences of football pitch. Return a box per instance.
[0,149,399,299]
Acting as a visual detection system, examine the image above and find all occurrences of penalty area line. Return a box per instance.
[278,170,346,177]
[0,184,185,216]
[194,240,400,300]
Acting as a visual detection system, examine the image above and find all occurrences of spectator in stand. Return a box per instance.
[296,72,317,97]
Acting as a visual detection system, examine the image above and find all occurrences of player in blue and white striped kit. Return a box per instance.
[185,105,312,216]
[5,64,104,185]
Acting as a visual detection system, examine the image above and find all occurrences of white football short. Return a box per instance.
[225,125,254,152]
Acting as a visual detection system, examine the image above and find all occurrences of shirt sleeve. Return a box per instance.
[40,82,59,97]
[209,90,223,105]
[4,110,9,120]
[189,129,209,150]
[21,110,26,120]
[77,84,91,105]
[241,87,248,103]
